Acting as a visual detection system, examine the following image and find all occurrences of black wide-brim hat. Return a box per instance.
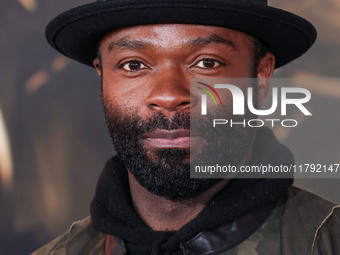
[46,0,317,68]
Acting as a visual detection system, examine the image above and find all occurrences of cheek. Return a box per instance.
[102,76,149,114]
[232,59,255,78]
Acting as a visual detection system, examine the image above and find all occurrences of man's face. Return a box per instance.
[95,24,273,200]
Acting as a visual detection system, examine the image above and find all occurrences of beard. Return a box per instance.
[103,99,257,200]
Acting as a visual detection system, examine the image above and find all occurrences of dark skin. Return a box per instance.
[94,24,275,231]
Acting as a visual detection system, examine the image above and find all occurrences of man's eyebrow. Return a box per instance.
[108,38,150,52]
[107,34,238,52]
[186,34,238,51]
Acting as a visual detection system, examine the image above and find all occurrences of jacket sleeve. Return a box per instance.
[31,217,106,255]
[31,231,69,255]
[311,206,340,255]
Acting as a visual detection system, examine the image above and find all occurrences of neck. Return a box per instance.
[128,149,252,231]
[128,172,230,231]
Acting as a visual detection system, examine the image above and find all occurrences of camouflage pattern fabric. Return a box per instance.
[32,187,340,255]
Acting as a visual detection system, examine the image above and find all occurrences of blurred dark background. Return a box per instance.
[0,0,339,254]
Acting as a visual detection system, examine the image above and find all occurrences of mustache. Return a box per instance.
[104,106,213,141]
[136,112,190,135]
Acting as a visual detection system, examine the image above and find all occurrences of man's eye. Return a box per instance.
[195,59,223,69]
[120,60,147,72]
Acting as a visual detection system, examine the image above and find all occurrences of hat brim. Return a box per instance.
[45,0,317,68]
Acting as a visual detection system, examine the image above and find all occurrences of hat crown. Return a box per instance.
[250,0,267,4]
[47,0,316,68]
[96,0,268,5]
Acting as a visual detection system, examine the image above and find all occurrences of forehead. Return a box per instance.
[99,24,254,51]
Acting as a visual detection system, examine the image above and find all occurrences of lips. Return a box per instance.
[143,129,190,139]
[142,129,192,149]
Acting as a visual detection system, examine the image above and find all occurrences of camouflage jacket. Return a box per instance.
[32,187,340,255]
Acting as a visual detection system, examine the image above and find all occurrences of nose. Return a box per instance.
[145,66,191,112]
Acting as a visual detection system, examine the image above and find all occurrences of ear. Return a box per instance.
[256,52,275,108]
[93,57,102,77]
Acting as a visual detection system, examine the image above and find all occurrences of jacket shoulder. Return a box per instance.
[281,186,339,255]
[31,217,106,255]
[311,205,340,255]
